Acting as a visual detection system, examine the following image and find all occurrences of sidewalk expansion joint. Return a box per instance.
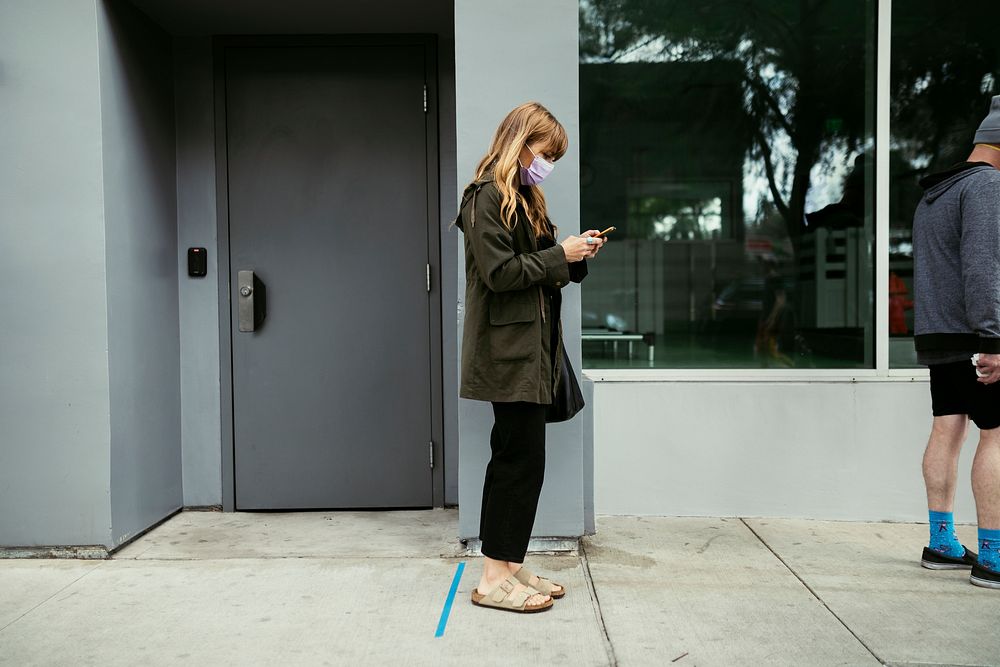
[580,541,619,667]
[739,518,885,666]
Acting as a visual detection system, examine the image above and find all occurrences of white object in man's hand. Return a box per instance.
[973,352,1000,384]
[973,353,987,377]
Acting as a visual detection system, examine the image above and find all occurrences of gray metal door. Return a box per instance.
[225,44,433,509]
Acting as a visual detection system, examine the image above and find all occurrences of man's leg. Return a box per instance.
[922,415,968,560]
[972,427,1000,574]
[924,415,969,510]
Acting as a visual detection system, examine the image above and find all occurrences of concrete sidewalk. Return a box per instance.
[0,510,996,666]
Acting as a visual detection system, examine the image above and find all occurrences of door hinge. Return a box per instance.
[426,263,431,292]
[423,84,428,113]
[429,441,434,469]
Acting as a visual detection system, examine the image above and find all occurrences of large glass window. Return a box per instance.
[889,1,1000,367]
[579,0,876,369]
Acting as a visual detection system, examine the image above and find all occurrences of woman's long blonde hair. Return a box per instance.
[474,102,568,239]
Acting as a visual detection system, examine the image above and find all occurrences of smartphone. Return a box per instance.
[595,226,616,238]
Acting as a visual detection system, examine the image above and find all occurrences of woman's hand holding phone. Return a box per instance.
[561,232,605,262]
[581,227,613,257]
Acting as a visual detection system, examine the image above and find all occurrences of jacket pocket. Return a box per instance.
[488,293,537,362]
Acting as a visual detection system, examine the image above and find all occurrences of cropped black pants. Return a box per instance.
[478,401,547,563]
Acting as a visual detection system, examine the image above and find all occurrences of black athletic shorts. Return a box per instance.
[929,359,1000,430]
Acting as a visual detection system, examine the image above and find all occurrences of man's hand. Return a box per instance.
[976,352,1000,384]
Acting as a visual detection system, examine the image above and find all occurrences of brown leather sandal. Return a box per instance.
[470,575,553,613]
[513,566,565,599]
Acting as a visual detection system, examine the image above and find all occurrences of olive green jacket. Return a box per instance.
[455,177,586,404]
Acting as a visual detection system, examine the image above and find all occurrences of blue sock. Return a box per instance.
[928,511,964,558]
[978,528,1000,572]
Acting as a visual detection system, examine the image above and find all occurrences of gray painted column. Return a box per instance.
[97,0,183,547]
[1,0,184,550]
[455,0,585,538]
[0,0,113,548]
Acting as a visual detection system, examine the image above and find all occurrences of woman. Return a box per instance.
[454,102,605,613]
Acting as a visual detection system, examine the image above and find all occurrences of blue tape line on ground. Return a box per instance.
[435,561,465,638]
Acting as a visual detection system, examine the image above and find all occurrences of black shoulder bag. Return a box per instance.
[547,347,585,423]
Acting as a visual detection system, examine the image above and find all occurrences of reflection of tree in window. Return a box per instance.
[580,0,873,250]
[579,0,876,368]
[630,195,723,241]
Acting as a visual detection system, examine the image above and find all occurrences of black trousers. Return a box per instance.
[479,401,547,563]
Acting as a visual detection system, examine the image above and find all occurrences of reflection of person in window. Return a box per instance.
[755,257,793,367]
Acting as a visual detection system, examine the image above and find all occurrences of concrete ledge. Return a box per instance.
[461,537,579,556]
[0,545,109,560]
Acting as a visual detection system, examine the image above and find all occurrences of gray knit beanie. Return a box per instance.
[975,95,1000,145]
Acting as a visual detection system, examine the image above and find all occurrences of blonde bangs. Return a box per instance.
[531,120,568,162]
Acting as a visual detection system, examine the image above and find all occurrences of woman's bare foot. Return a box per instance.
[508,562,564,597]
[477,556,549,607]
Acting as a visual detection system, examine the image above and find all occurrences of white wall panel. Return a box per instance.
[592,379,977,522]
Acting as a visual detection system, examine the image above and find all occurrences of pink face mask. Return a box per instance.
[519,145,554,186]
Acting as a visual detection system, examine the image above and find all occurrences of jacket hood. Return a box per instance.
[920,162,995,203]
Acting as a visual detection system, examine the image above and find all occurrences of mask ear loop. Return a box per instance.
[522,142,542,169]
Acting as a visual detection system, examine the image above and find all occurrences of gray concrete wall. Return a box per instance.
[166,3,458,507]
[97,0,183,546]
[455,0,586,538]
[173,37,223,507]
[590,379,978,523]
[0,0,114,547]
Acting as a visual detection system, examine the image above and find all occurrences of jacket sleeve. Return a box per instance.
[960,176,1000,353]
[569,259,588,283]
[465,186,571,293]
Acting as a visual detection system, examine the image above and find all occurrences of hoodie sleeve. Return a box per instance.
[464,184,570,293]
[960,174,1000,352]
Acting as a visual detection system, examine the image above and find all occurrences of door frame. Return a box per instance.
[213,34,444,511]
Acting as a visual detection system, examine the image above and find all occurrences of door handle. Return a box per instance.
[238,270,267,332]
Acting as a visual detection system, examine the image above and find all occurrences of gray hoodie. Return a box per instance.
[913,162,1000,364]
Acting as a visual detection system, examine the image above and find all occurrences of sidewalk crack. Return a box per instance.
[739,518,885,665]
[580,541,619,667]
[0,562,104,634]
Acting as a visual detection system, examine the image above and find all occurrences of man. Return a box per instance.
[914,95,1000,589]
